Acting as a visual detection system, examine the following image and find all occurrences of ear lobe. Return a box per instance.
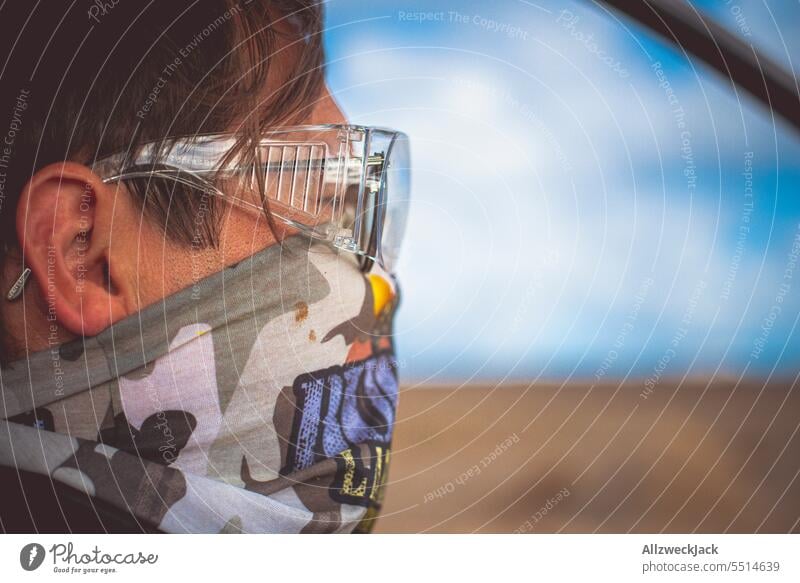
[16,162,130,337]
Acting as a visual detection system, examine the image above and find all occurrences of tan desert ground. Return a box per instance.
[375,377,800,533]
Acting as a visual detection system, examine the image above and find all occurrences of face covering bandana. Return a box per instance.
[0,235,400,533]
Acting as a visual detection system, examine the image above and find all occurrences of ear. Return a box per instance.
[16,162,133,336]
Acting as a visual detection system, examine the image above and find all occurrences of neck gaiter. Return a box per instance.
[0,236,400,533]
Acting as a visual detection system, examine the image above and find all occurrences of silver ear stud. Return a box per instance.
[6,267,31,301]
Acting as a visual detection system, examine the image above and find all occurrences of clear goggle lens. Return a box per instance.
[94,125,410,274]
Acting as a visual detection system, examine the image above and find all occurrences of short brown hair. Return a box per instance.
[0,1,325,361]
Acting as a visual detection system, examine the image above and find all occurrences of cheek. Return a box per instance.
[219,210,275,256]
[215,207,292,272]
[119,223,194,307]
[116,204,286,308]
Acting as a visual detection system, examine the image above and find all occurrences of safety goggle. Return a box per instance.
[93,125,411,274]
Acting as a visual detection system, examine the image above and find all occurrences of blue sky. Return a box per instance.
[323,0,800,383]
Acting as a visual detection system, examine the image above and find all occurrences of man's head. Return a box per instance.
[0,1,345,361]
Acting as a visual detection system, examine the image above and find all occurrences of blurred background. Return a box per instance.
[323,0,800,532]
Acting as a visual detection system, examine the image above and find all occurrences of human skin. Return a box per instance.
[0,58,347,360]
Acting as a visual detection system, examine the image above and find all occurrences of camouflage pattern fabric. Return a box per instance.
[0,236,400,533]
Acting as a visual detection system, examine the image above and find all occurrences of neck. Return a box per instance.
[1,256,75,363]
